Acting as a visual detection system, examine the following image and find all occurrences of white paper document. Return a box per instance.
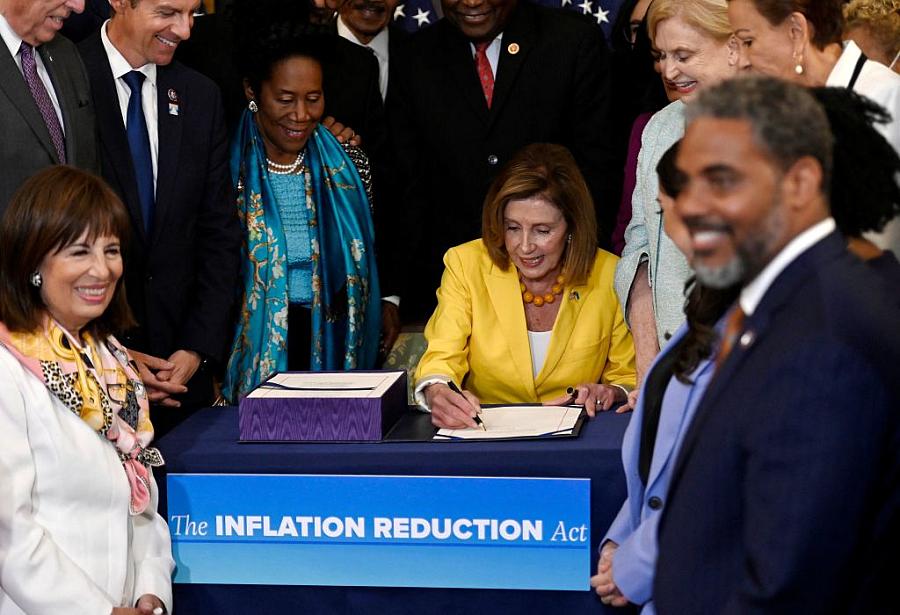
[247,371,404,399]
[434,405,583,440]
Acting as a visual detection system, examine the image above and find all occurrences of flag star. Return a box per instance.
[578,0,593,15]
[594,6,609,23]
[561,0,572,5]
[412,7,431,26]
[393,3,405,19]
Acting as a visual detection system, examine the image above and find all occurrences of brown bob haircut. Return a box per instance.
[740,0,844,48]
[0,166,135,337]
[481,143,598,286]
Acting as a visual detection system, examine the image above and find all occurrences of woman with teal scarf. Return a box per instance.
[223,30,381,402]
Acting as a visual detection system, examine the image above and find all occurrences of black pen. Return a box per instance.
[564,386,579,406]
[446,381,486,431]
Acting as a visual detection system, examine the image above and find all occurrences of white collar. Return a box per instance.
[740,217,836,316]
[100,19,156,84]
[0,13,25,58]
[336,15,389,59]
[825,39,862,88]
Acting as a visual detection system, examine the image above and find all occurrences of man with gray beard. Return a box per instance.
[653,76,900,614]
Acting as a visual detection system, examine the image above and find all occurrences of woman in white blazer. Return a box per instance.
[0,167,173,615]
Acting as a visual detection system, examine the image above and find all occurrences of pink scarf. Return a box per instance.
[0,317,162,515]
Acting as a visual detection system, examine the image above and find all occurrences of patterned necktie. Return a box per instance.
[715,306,746,371]
[19,43,66,164]
[123,71,155,233]
[474,41,494,108]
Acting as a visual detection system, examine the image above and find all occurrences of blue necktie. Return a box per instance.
[123,71,154,233]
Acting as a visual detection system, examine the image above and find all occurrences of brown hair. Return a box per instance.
[481,143,598,286]
[741,0,844,48]
[0,166,135,337]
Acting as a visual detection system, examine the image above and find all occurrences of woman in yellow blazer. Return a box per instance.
[415,144,636,429]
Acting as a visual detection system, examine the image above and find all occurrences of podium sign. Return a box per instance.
[167,474,591,590]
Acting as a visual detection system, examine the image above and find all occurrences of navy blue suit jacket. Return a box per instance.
[654,232,900,614]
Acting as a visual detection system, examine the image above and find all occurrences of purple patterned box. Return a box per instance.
[238,371,408,442]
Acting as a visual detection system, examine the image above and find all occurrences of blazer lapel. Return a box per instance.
[438,22,490,127]
[485,262,535,397]
[152,65,183,245]
[80,34,148,241]
[0,44,57,162]
[488,4,535,130]
[534,283,588,388]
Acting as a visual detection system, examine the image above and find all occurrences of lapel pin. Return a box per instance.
[569,290,580,301]
[507,43,520,55]
[167,88,180,116]
[739,330,755,348]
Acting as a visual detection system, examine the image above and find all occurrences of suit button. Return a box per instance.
[487,154,499,165]
[146,275,153,282]
[648,496,663,510]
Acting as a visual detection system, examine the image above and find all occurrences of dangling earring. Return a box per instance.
[30,271,42,287]
[248,100,259,113]
[794,63,804,75]
[567,233,572,244]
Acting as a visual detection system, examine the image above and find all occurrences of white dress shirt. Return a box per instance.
[740,218,837,317]
[469,33,503,78]
[0,14,65,133]
[336,16,390,101]
[101,20,159,193]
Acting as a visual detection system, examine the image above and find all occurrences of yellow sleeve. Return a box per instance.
[600,295,637,390]
[415,247,473,387]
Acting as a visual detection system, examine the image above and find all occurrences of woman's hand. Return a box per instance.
[590,541,629,607]
[425,383,481,429]
[546,383,626,417]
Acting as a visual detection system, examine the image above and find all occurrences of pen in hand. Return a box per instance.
[446,381,486,431]
[564,386,579,406]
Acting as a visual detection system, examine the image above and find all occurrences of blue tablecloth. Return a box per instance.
[156,407,634,614]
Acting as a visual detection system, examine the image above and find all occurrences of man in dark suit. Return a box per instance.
[78,0,241,432]
[334,0,407,102]
[0,0,98,212]
[387,0,619,322]
[653,76,900,613]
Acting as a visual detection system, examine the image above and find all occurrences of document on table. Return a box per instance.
[433,405,584,440]
[247,371,404,398]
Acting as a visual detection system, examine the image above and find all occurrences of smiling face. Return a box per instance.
[338,0,399,44]
[503,195,569,285]
[653,14,736,102]
[674,117,793,288]
[38,232,123,335]
[1,0,84,45]
[247,55,324,165]
[728,0,798,81]
[442,0,517,43]
[107,0,198,68]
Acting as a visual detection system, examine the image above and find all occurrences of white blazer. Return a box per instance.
[0,346,174,615]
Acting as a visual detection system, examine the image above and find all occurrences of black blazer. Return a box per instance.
[386,2,619,321]
[654,232,900,613]
[78,33,242,375]
[0,34,98,213]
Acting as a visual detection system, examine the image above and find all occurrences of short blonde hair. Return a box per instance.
[648,0,732,43]
[844,0,900,61]
[481,143,598,286]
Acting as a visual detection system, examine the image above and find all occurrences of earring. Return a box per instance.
[567,233,572,244]
[248,100,259,113]
[30,271,42,288]
[794,63,804,75]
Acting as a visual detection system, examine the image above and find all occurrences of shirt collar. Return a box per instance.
[739,217,836,316]
[336,15,389,59]
[100,19,156,84]
[825,39,860,87]
[0,14,25,59]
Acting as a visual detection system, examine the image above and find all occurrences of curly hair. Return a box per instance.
[843,0,900,65]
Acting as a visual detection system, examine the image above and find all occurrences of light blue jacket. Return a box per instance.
[602,323,715,613]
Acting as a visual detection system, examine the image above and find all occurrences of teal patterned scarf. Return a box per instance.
[223,110,381,402]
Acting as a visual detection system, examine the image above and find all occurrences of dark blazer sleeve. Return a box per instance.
[176,85,242,363]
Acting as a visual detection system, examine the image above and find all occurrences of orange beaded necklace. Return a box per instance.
[520,275,565,307]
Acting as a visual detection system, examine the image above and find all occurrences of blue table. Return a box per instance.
[156,407,633,614]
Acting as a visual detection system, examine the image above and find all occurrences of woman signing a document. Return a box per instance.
[414,144,636,429]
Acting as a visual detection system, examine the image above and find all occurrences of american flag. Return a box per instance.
[392,0,626,40]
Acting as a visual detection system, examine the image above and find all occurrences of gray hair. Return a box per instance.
[684,76,834,194]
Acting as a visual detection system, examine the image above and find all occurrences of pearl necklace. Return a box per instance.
[521,274,565,307]
[267,150,305,175]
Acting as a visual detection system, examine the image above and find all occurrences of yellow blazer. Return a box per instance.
[416,240,636,403]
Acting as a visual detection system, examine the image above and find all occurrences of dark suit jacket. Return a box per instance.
[654,232,900,614]
[0,34,98,212]
[386,2,619,321]
[78,33,241,404]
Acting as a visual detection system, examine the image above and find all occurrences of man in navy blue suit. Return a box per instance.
[654,76,900,614]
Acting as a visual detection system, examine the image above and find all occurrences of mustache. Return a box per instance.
[349,0,387,12]
[683,217,733,235]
